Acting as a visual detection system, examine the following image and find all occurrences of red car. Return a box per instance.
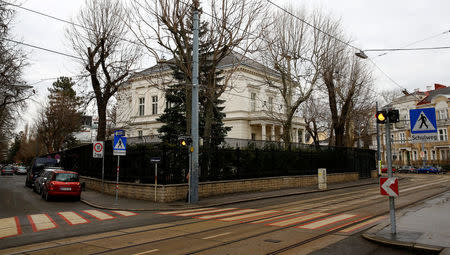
[381,167,397,173]
[41,170,81,201]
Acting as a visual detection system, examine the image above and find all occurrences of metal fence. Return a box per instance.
[51,139,376,185]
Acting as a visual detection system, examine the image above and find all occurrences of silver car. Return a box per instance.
[33,167,62,194]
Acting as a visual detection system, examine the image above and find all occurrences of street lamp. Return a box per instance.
[355,50,368,59]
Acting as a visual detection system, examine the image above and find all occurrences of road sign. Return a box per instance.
[380,177,399,197]
[409,108,438,143]
[93,141,104,158]
[113,136,126,156]
[150,157,161,163]
[114,129,125,137]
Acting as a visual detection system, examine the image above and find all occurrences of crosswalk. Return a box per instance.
[158,207,384,234]
[0,209,138,240]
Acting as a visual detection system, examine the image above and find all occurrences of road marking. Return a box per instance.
[156,208,215,215]
[58,211,90,225]
[250,212,306,224]
[111,210,139,217]
[176,208,236,217]
[133,249,159,255]
[27,214,57,232]
[202,232,232,240]
[401,180,448,192]
[0,217,21,239]
[297,214,357,230]
[197,209,257,220]
[326,216,371,232]
[339,216,386,233]
[267,212,329,227]
[82,210,115,221]
[218,210,281,222]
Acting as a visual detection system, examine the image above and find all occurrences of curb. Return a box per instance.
[81,179,379,211]
[362,233,444,253]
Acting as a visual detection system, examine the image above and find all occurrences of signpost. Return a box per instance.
[380,177,399,197]
[93,141,105,191]
[113,130,126,204]
[151,157,161,202]
[409,108,438,142]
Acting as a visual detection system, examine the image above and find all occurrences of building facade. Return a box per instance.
[117,53,306,143]
[370,84,450,167]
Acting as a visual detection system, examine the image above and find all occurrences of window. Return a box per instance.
[413,151,418,161]
[437,109,448,120]
[268,97,274,112]
[423,150,428,160]
[139,97,145,116]
[152,96,158,115]
[250,93,256,111]
[138,130,143,137]
[251,133,256,140]
[298,129,303,143]
[432,150,436,160]
[399,132,406,144]
[439,128,448,141]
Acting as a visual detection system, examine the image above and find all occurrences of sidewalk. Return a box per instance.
[81,177,379,211]
[363,190,450,254]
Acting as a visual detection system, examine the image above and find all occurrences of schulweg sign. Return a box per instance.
[409,108,438,143]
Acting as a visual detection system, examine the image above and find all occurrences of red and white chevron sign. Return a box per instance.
[380,177,399,197]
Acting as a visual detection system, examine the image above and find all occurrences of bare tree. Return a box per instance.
[302,92,331,147]
[130,0,267,144]
[259,7,322,145]
[319,18,373,146]
[67,0,141,141]
[0,2,32,140]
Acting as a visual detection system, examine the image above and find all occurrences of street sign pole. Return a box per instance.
[385,116,396,235]
[115,156,120,204]
[376,102,381,176]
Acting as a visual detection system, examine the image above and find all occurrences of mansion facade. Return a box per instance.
[116,53,306,144]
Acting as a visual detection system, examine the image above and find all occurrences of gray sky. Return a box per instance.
[9,0,450,132]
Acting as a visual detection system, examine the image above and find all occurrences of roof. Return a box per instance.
[130,51,278,79]
[417,84,450,105]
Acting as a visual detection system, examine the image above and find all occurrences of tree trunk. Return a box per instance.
[97,101,107,141]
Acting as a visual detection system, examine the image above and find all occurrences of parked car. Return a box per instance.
[14,166,27,175]
[397,166,416,174]
[33,167,61,194]
[41,170,81,201]
[25,157,59,188]
[381,167,397,173]
[1,165,14,175]
[416,166,439,174]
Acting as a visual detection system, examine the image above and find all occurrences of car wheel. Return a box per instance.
[427,171,430,174]
[44,191,51,201]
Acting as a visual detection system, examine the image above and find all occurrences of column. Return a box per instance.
[279,126,283,142]
[262,124,267,141]
[271,125,275,141]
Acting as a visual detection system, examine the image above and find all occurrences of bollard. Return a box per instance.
[318,168,327,190]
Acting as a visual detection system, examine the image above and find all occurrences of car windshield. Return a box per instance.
[35,158,58,168]
[54,173,79,182]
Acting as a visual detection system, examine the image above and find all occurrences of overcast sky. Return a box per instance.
[9,0,450,133]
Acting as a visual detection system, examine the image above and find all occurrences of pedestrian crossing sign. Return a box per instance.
[409,108,437,143]
[113,135,127,156]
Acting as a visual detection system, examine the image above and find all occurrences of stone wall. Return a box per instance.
[81,171,363,203]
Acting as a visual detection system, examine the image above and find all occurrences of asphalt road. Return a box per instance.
[1,174,448,254]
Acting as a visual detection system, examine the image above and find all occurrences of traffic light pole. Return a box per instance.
[385,116,396,235]
[189,8,199,204]
[376,102,381,176]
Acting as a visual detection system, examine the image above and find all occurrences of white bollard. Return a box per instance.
[318,168,327,190]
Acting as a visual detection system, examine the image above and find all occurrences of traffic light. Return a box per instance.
[388,109,400,123]
[376,111,387,124]
[178,136,192,147]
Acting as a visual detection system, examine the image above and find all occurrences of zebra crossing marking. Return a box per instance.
[111,210,139,217]
[197,209,257,220]
[27,214,57,232]
[326,216,371,232]
[58,211,90,225]
[297,214,357,230]
[339,216,386,233]
[82,210,116,221]
[0,217,21,239]
[250,211,306,224]
[176,208,236,217]
[218,210,281,222]
[157,208,215,215]
[267,212,329,227]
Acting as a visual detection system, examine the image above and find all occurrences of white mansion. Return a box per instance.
[116,52,306,144]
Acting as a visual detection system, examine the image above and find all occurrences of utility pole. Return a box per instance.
[189,4,199,204]
[376,102,381,175]
[385,114,396,235]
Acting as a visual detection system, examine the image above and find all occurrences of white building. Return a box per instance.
[117,52,306,143]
